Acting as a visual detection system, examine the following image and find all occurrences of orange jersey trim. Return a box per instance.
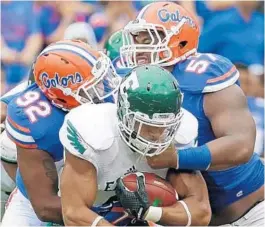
[6,133,37,149]
[207,66,237,84]
[7,116,30,133]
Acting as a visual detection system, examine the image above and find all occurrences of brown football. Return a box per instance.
[121,172,178,207]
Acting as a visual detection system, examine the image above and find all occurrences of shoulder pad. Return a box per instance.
[5,84,65,156]
[173,53,240,94]
[60,103,117,154]
[0,130,17,163]
[0,81,28,104]
[174,108,198,147]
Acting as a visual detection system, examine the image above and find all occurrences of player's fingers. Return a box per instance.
[115,178,125,194]
[136,175,146,192]
[146,156,161,169]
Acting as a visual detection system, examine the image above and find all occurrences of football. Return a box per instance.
[121,172,178,207]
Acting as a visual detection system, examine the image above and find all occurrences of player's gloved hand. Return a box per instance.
[115,172,150,220]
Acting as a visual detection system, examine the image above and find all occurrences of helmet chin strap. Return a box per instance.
[170,18,187,36]
[52,84,91,110]
[157,17,191,67]
[160,48,197,67]
[51,100,69,112]
[135,141,150,164]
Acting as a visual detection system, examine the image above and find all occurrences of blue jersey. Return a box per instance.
[37,3,60,41]
[198,7,264,66]
[112,57,131,78]
[1,2,41,85]
[172,53,264,212]
[0,81,28,104]
[5,83,66,198]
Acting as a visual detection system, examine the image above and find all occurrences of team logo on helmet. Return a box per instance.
[41,72,83,89]
[157,9,196,28]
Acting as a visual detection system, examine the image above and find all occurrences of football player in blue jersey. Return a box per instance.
[0,63,34,221]
[1,40,121,226]
[0,29,102,222]
[119,2,264,226]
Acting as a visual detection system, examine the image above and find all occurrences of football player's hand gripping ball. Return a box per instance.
[115,172,150,220]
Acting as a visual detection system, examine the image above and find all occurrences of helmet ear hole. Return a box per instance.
[179,41,188,49]
[57,98,66,103]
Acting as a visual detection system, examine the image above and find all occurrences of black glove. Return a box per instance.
[127,218,162,227]
[115,172,150,220]
[127,218,148,226]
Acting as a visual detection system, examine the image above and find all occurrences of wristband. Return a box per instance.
[91,216,103,227]
[177,145,211,170]
[144,206,162,223]
[178,200,191,227]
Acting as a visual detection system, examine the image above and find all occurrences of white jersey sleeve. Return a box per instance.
[0,130,17,163]
[59,103,118,171]
[59,116,97,168]
[174,108,198,149]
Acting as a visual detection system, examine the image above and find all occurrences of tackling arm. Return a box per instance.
[17,146,63,224]
[204,84,256,170]
[159,169,211,226]
[146,85,256,171]
[61,150,114,226]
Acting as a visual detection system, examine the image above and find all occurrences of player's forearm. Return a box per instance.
[63,206,114,226]
[177,133,254,171]
[207,134,254,170]
[159,197,211,226]
[34,195,63,224]
[1,102,7,124]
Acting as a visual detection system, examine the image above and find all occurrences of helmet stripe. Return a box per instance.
[52,42,97,60]
[40,43,97,66]
[137,3,151,19]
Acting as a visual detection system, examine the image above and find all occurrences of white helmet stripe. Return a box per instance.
[40,43,97,66]
[137,3,152,19]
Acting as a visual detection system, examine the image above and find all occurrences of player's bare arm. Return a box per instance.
[17,146,63,224]
[1,102,7,125]
[204,84,256,170]
[147,85,256,170]
[159,169,211,226]
[116,169,211,226]
[61,150,113,226]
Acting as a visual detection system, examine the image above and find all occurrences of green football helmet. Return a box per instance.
[117,65,183,157]
[104,30,123,61]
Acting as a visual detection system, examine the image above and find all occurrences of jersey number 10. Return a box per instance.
[16,91,51,123]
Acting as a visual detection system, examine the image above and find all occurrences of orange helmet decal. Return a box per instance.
[121,2,200,67]
[34,40,121,110]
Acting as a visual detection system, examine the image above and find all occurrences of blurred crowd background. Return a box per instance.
[1,0,264,156]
